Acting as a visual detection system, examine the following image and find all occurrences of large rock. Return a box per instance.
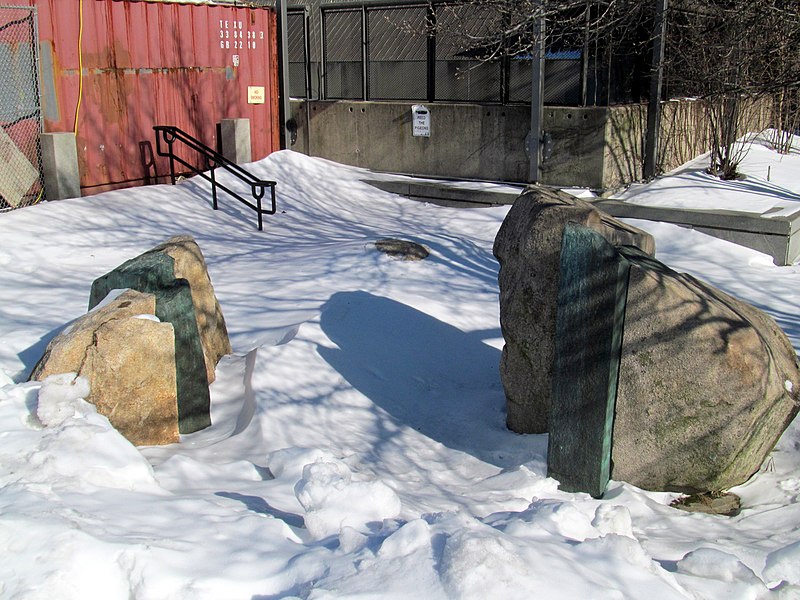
[493,186,655,433]
[612,246,800,492]
[89,235,230,434]
[31,289,179,445]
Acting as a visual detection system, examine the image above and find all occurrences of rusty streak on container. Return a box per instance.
[29,0,280,194]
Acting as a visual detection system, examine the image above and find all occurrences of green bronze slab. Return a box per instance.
[548,224,630,498]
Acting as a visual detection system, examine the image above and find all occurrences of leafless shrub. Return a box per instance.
[665,0,800,177]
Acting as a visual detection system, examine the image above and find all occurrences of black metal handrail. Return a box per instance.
[153,125,277,230]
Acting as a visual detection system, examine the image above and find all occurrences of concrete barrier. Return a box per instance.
[291,100,609,188]
[40,132,81,200]
[219,118,252,165]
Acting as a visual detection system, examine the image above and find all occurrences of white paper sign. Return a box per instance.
[248,86,265,104]
[412,105,431,137]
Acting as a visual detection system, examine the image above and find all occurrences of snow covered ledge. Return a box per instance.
[593,200,800,267]
[368,179,800,266]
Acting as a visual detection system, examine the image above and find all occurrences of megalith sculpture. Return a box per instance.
[89,235,231,434]
[495,189,800,493]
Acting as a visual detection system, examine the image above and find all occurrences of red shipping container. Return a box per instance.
[31,0,280,194]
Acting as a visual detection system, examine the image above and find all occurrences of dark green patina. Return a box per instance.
[548,224,630,498]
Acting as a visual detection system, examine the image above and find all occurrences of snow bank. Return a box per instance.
[0,148,799,598]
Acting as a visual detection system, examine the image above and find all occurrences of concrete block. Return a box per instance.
[548,224,630,498]
[219,118,252,165]
[40,132,81,200]
[365,179,522,208]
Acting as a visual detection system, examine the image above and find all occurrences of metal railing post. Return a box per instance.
[210,165,218,210]
[529,9,546,184]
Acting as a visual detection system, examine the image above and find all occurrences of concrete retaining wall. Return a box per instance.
[289,98,772,191]
[290,100,608,188]
[601,98,772,190]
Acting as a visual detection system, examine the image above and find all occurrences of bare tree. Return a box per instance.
[435,0,800,179]
[431,0,650,59]
[665,0,800,178]
[761,2,800,154]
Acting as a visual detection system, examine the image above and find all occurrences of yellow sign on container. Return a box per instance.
[248,86,265,104]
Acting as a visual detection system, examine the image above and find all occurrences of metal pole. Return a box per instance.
[529,10,546,184]
[276,0,292,149]
[581,1,589,106]
[644,0,668,180]
[361,7,368,100]
[426,3,436,103]
[303,9,312,100]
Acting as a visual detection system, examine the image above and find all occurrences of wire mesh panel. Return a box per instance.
[434,4,501,103]
[509,51,583,105]
[367,6,427,101]
[288,11,308,98]
[323,9,363,99]
[0,5,42,211]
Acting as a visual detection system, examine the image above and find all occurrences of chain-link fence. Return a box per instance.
[368,5,427,101]
[433,4,502,103]
[303,2,645,106]
[288,11,309,98]
[323,8,363,99]
[0,5,42,212]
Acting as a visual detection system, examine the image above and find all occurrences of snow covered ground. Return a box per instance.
[620,132,800,219]
[1,135,800,599]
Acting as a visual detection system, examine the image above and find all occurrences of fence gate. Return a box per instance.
[0,5,41,211]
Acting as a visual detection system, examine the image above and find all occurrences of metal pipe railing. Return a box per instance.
[153,125,277,230]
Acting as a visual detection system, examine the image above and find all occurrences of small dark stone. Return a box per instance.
[375,239,429,261]
[671,492,741,517]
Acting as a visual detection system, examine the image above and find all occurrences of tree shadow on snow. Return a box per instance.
[318,291,517,466]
